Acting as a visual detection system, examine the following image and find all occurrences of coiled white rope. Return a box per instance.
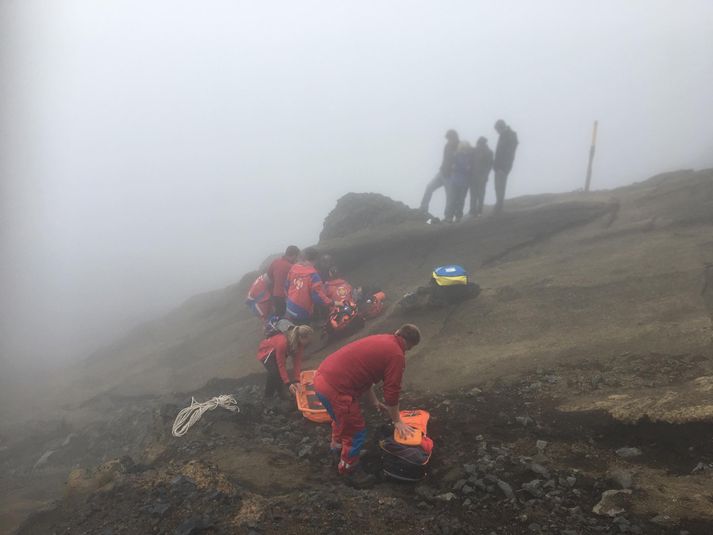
[172,395,240,437]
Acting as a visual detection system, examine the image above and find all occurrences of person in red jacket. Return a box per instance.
[314,324,421,485]
[266,245,300,317]
[245,273,273,321]
[285,247,332,324]
[256,325,314,400]
[324,267,354,305]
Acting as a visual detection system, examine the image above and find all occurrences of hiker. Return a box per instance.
[256,324,314,401]
[324,267,354,305]
[419,130,460,214]
[245,273,273,321]
[469,136,494,216]
[444,140,472,223]
[493,119,519,213]
[285,247,333,325]
[313,324,421,486]
[266,245,300,317]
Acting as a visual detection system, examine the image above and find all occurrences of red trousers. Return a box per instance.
[313,371,367,474]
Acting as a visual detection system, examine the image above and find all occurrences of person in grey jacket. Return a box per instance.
[493,120,519,214]
[469,136,493,216]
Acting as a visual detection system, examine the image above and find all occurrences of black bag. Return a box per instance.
[379,437,432,482]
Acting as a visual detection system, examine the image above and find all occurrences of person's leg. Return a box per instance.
[443,180,455,221]
[494,170,507,213]
[454,182,467,222]
[468,177,479,216]
[272,296,286,317]
[262,353,286,400]
[336,398,366,474]
[314,373,342,454]
[477,176,487,214]
[420,173,444,212]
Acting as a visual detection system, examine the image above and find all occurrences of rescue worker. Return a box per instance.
[469,136,494,217]
[314,324,421,487]
[266,245,300,317]
[493,119,519,214]
[256,324,314,401]
[245,272,273,321]
[285,247,332,325]
[419,130,459,214]
[324,267,354,305]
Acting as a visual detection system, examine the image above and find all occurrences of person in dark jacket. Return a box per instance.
[444,141,472,223]
[419,130,459,214]
[469,137,494,216]
[493,120,519,214]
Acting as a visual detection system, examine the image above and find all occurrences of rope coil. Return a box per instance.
[172,395,239,437]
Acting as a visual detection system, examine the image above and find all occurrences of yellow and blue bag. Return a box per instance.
[432,265,469,286]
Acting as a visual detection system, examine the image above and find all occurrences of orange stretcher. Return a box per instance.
[295,370,331,423]
[394,409,430,446]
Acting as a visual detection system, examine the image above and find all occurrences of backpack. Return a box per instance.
[432,265,469,286]
[263,315,295,338]
[429,265,480,305]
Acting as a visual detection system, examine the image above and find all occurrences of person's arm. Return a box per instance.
[292,347,302,384]
[382,352,414,438]
[311,273,332,306]
[275,337,291,385]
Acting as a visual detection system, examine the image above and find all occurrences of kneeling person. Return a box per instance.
[314,324,421,483]
[256,325,314,401]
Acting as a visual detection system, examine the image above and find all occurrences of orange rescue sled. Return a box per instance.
[394,409,430,446]
[296,370,331,423]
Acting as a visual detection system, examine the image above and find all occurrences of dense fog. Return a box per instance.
[1,0,712,373]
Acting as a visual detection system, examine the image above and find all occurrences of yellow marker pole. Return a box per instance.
[585,120,598,192]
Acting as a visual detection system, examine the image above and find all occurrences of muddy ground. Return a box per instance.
[6,358,713,535]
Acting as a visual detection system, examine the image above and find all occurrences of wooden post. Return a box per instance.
[584,120,598,192]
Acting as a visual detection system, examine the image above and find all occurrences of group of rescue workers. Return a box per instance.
[246,245,417,486]
[242,124,518,486]
[421,119,519,222]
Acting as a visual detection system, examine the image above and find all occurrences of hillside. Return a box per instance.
[2,168,713,534]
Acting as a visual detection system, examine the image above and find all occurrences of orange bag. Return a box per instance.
[394,409,430,446]
[295,370,331,423]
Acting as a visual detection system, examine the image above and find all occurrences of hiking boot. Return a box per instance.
[344,468,376,489]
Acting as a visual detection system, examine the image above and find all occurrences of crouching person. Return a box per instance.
[313,324,421,487]
[256,325,314,402]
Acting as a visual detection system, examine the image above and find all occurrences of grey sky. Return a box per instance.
[2,0,712,370]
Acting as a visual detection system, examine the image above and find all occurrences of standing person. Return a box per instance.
[256,325,314,401]
[469,137,494,217]
[313,324,421,487]
[266,245,300,317]
[285,247,332,325]
[419,130,460,214]
[245,273,273,321]
[493,119,519,214]
[443,141,472,223]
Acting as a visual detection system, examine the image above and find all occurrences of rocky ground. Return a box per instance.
[3,169,713,533]
[8,364,713,535]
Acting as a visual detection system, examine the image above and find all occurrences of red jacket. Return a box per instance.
[324,278,354,304]
[267,256,294,298]
[245,273,273,319]
[256,333,302,384]
[285,262,331,322]
[317,334,406,406]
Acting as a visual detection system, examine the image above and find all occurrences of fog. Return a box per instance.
[1,0,712,374]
